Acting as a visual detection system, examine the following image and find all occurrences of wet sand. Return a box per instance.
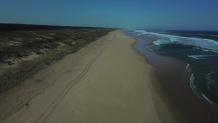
[2,31,179,123]
[133,35,218,123]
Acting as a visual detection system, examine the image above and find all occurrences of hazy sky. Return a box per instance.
[0,0,218,30]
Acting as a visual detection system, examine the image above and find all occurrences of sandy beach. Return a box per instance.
[2,31,180,123]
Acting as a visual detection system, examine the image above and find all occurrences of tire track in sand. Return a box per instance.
[34,34,115,123]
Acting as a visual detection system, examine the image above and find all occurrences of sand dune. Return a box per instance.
[3,31,179,123]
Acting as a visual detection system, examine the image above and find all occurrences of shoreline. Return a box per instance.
[128,35,188,123]
[129,32,218,123]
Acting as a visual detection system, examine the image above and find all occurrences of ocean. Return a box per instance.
[127,30,218,122]
[130,30,218,105]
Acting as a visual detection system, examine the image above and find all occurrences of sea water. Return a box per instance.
[131,30,218,105]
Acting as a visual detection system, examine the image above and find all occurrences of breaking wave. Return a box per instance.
[132,29,218,105]
[133,30,218,53]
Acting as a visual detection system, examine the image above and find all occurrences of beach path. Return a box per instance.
[4,31,176,123]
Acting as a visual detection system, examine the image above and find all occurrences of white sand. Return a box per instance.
[3,31,180,123]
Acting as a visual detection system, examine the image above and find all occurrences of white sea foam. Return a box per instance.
[186,64,190,70]
[189,73,216,105]
[188,72,216,105]
[189,74,196,91]
[201,93,215,105]
[187,55,214,60]
[134,30,147,35]
[133,30,218,52]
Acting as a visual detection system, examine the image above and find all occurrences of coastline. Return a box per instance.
[129,35,187,123]
[130,32,218,123]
